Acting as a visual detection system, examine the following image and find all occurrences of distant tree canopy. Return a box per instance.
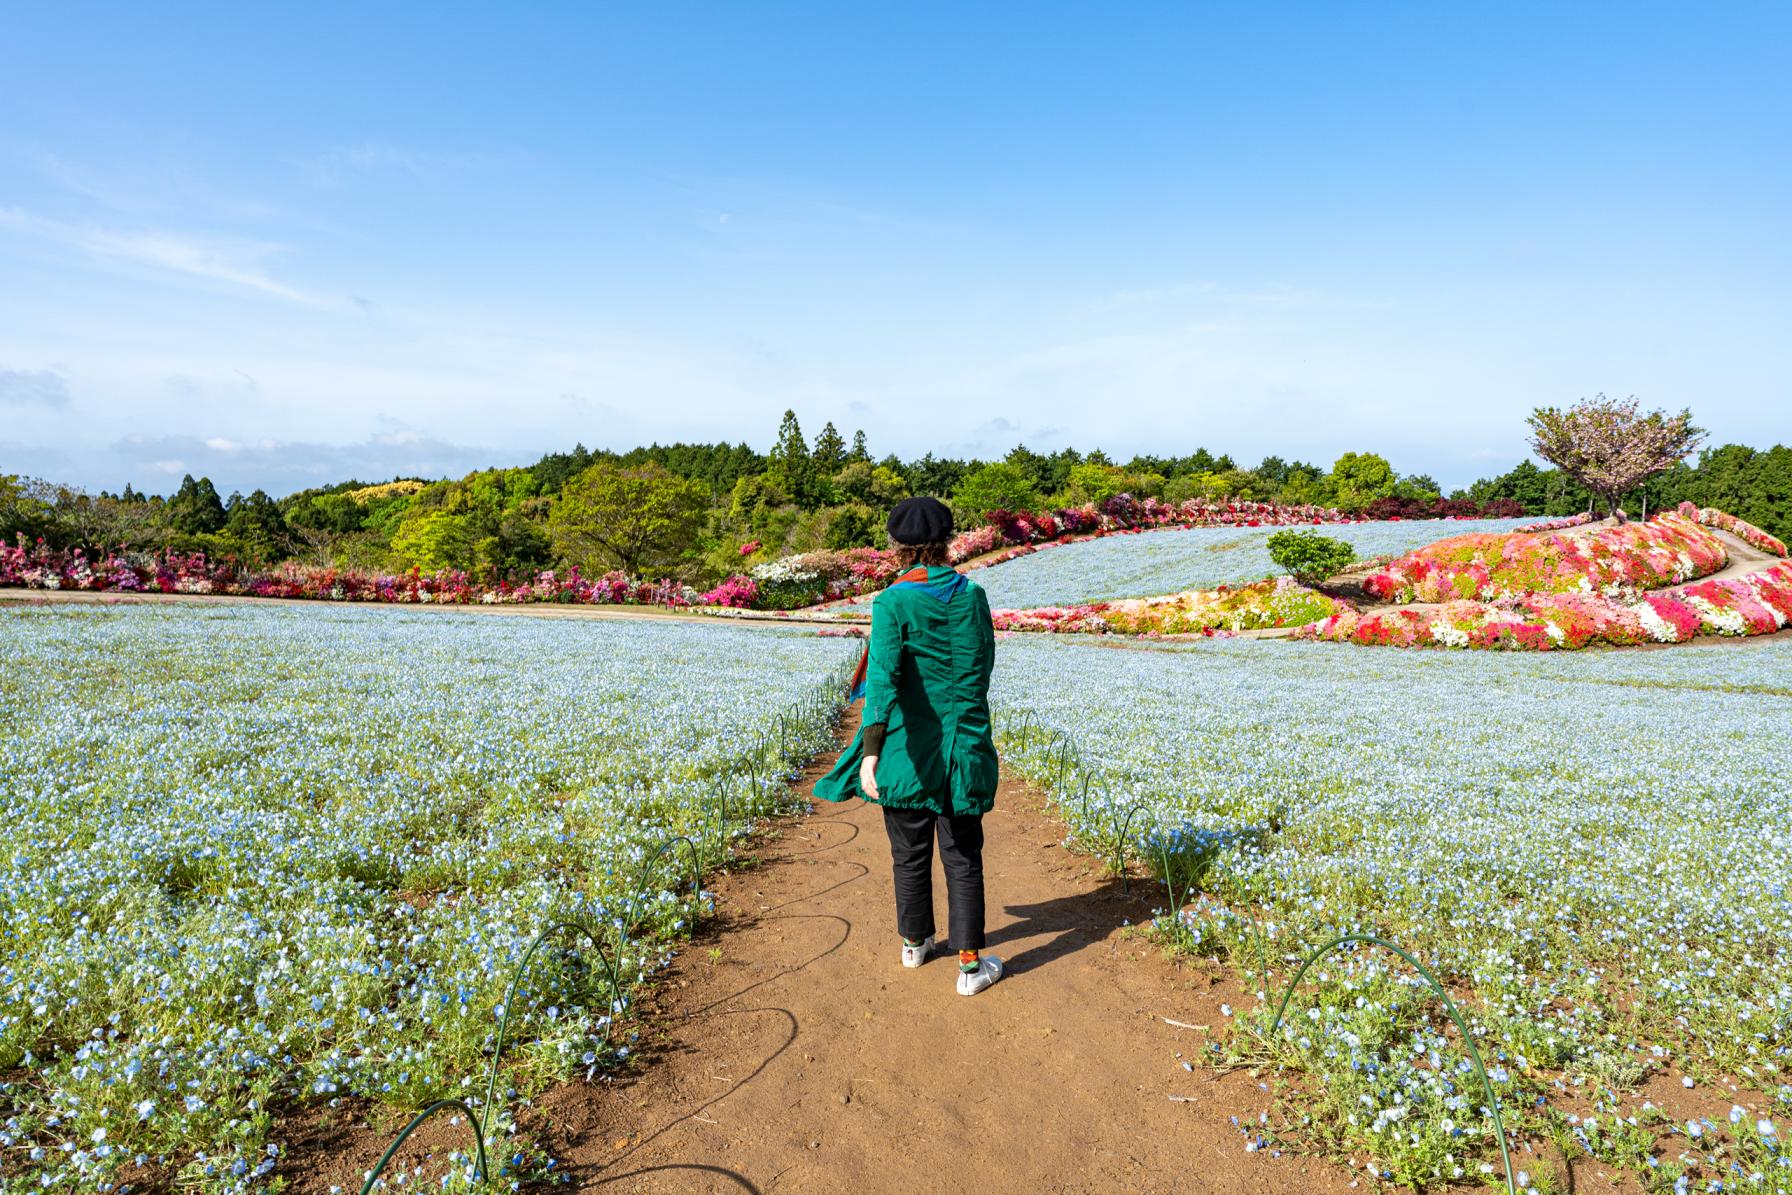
[168,474,227,536]
[1328,452,1398,509]
[547,462,708,577]
[14,400,1785,588]
[951,462,1044,521]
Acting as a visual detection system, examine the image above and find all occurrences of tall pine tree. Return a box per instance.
[813,422,847,472]
[767,410,820,508]
[169,474,227,535]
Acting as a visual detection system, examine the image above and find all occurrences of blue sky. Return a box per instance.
[2,3,1787,496]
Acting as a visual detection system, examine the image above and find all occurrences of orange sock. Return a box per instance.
[959,949,980,973]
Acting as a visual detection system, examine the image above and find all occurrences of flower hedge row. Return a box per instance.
[1514,512,1597,533]
[1362,511,1727,604]
[0,540,704,608]
[1300,561,1792,649]
[990,576,1340,637]
[1688,502,1789,557]
[708,497,1385,612]
[949,496,1360,564]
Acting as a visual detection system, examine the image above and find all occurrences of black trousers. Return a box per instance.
[882,806,986,951]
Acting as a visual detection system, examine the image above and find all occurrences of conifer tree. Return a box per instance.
[813,421,847,472]
[767,410,820,507]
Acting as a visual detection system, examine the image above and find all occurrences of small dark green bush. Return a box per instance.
[1266,530,1356,585]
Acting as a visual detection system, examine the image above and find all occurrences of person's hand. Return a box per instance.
[859,754,880,800]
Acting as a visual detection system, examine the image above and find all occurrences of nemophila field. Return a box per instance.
[0,604,855,1192]
[974,518,1532,608]
[994,635,1792,1190]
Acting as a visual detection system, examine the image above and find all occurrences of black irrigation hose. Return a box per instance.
[357,668,855,1192]
[1110,802,1147,895]
[479,921,623,1147]
[1267,935,1518,1195]
[623,834,703,938]
[357,1098,486,1195]
[1011,715,1515,1193]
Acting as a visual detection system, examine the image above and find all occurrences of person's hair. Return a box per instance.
[894,540,951,569]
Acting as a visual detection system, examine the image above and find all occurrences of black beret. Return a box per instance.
[886,496,954,545]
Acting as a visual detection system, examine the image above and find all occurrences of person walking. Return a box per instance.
[815,496,1004,996]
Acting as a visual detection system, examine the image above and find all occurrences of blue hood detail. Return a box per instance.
[888,569,968,604]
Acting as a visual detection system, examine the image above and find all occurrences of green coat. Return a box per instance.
[814,566,1000,816]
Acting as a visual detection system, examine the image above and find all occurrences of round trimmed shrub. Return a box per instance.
[1266,530,1356,585]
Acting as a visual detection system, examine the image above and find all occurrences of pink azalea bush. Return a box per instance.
[700,574,761,608]
[1363,511,1727,604]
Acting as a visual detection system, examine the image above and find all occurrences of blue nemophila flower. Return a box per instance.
[0,603,856,1190]
[991,633,1792,1186]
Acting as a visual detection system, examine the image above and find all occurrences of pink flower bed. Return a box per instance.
[989,604,1112,634]
[0,540,701,608]
[1363,512,1726,604]
[1515,513,1597,533]
[1299,560,1792,650]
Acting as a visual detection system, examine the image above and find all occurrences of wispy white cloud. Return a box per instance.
[0,367,71,407]
[23,149,284,221]
[0,206,331,306]
[298,143,501,189]
[98,430,512,494]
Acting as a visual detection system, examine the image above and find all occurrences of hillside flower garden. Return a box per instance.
[1361,510,1727,604]
[4,494,1788,1191]
[0,606,856,1192]
[1304,504,1792,651]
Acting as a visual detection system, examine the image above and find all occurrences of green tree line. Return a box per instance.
[5,412,1787,586]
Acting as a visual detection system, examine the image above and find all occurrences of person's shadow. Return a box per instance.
[983,875,1144,976]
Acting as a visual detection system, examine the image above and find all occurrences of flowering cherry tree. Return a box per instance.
[1526,395,1705,520]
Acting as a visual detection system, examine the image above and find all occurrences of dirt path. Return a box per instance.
[527,732,1361,1195]
[1703,527,1781,582]
[286,720,1360,1195]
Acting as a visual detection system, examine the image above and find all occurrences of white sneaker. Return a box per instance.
[956,955,1004,996]
[901,936,935,969]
